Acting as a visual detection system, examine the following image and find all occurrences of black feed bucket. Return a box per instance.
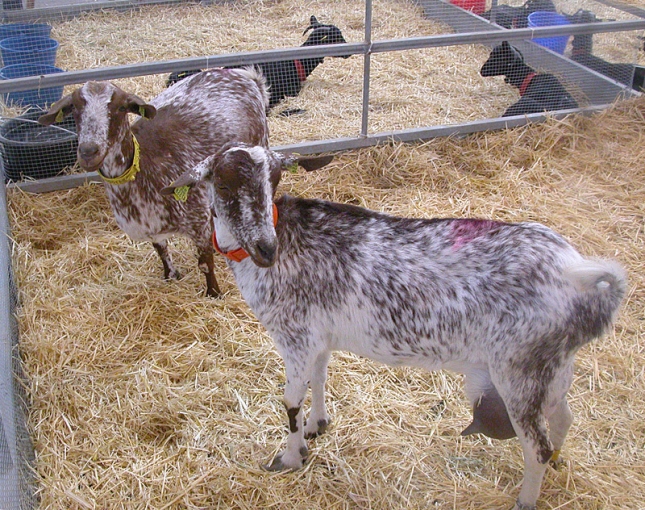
[0,110,78,182]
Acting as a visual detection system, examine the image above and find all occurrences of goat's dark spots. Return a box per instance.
[287,407,300,433]
[304,419,329,439]
[38,70,271,299]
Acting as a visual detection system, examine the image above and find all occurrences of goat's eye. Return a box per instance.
[118,106,127,112]
[216,185,231,193]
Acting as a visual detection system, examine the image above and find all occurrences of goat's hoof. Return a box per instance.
[304,418,330,439]
[206,287,222,299]
[165,270,182,281]
[263,455,289,472]
[511,502,536,510]
[549,449,561,464]
[262,447,308,472]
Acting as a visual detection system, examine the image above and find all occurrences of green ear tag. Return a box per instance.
[55,110,65,123]
[139,106,147,118]
[287,162,299,174]
[173,186,190,202]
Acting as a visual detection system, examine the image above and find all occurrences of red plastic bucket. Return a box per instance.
[450,0,486,15]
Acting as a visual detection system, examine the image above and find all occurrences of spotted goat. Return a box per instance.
[162,145,626,510]
[38,68,271,297]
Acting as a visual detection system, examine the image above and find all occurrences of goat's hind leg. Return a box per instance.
[545,364,575,466]
[152,240,181,280]
[546,397,573,467]
[493,373,554,510]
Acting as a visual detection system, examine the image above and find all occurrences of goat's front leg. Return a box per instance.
[264,354,311,472]
[152,240,181,280]
[304,350,331,439]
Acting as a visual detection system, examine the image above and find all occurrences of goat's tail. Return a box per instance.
[563,259,627,345]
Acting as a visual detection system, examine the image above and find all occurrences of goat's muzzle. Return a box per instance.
[77,142,104,171]
[250,239,278,268]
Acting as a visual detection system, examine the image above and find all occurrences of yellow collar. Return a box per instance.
[98,135,141,185]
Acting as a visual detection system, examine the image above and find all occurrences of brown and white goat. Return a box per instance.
[38,69,270,297]
[163,145,626,510]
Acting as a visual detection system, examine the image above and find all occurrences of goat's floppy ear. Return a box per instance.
[282,153,334,173]
[38,94,74,126]
[160,154,218,197]
[125,93,157,120]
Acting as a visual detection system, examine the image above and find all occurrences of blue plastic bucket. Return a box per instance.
[0,36,59,67]
[0,64,64,108]
[0,23,52,41]
[528,11,571,55]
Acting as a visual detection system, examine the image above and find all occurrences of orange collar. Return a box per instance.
[294,59,307,83]
[518,72,537,96]
[212,204,278,262]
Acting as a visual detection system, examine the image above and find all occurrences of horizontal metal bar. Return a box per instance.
[371,20,645,52]
[1,0,207,22]
[594,0,645,19]
[8,172,102,193]
[0,43,364,93]
[9,105,609,194]
[2,17,643,94]
[273,106,606,154]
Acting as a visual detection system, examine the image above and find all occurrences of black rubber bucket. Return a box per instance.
[0,110,78,182]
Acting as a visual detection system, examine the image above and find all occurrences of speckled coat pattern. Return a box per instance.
[39,68,270,296]
[167,145,626,510]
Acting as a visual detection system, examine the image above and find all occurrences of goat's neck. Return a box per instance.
[299,57,325,78]
[212,216,239,253]
[506,63,535,89]
[101,129,136,179]
[571,34,593,56]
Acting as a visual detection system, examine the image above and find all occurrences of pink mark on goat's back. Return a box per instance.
[450,219,502,250]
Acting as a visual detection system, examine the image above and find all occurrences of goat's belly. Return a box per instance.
[113,213,171,242]
[334,333,456,370]
[106,190,175,241]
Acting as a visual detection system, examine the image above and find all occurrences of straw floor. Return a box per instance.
[5,0,645,509]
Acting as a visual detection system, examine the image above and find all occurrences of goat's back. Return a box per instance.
[135,68,270,172]
[241,195,624,366]
[523,74,578,109]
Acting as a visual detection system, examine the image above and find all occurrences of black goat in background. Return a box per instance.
[480,41,578,117]
[166,16,349,111]
[481,3,645,93]
[569,9,645,92]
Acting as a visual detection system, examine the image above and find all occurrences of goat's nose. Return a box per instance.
[78,142,100,160]
[254,240,277,267]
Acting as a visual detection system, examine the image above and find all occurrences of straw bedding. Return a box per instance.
[5,0,645,509]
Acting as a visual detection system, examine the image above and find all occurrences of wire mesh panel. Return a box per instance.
[0,158,38,510]
[0,111,77,182]
[0,0,643,186]
[0,1,643,509]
